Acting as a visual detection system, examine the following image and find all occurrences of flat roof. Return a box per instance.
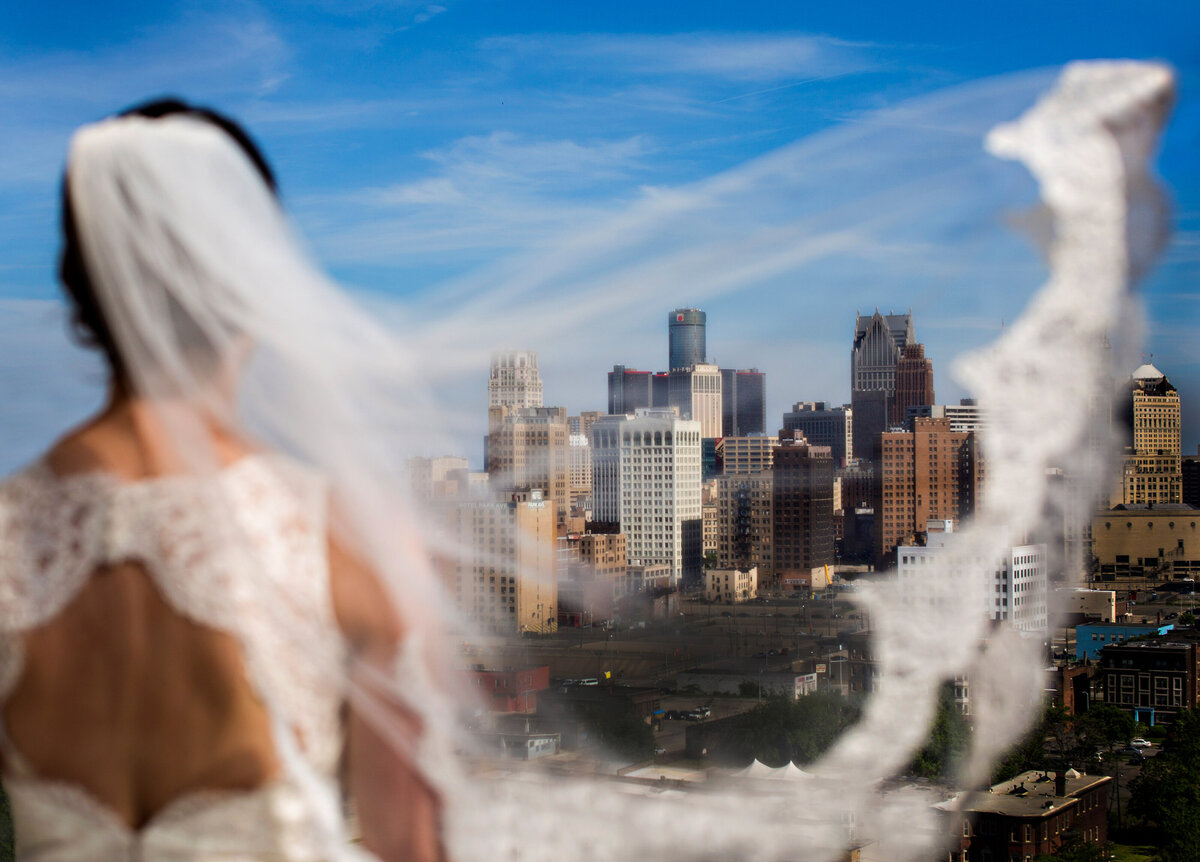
[962,770,1110,818]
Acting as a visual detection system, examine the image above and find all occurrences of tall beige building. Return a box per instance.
[1120,363,1182,506]
[405,455,469,499]
[568,433,591,514]
[486,405,570,522]
[668,363,723,438]
[568,411,604,437]
[443,490,558,636]
[488,350,544,409]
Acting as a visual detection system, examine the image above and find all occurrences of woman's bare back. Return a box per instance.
[1,403,279,829]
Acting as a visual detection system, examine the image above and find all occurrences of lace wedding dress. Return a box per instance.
[0,453,372,861]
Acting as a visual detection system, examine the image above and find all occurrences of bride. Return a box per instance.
[0,100,449,860]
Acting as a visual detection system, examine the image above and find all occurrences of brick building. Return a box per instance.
[876,417,982,565]
[464,665,551,713]
[716,473,774,578]
[1097,635,1199,726]
[952,770,1111,862]
[890,342,934,426]
[772,432,834,588]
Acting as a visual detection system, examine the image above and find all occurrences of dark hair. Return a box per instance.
[59,98,277,382]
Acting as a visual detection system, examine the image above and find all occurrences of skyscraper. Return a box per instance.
[668,363,723,438]
[850,310,914,462]
[782,402,853,467]
[440,489,557,636]
[590,410,703,587]
[668,308,706,370]
[891,343,935,425]
[716,473,774,578]
[720,368,767,437]
[876,417,983,564]
[489,350,543,409]
[485,405,570,522]
[851,310,913,392]
[1119,363,1182,506]
[772,431,835,585]
[568,433,591,515]
[607,365,653,414]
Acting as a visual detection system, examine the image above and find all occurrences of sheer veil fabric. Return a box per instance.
[0,59,1180,862]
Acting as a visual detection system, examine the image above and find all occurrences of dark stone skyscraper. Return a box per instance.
[720,368,766,437]
[850,310,914,463]
[669,308,706,370]
[607,364,653,414]
[772,431,835,580]
[782,402,852,467]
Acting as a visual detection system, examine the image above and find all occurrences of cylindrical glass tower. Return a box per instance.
[668,308,706,370]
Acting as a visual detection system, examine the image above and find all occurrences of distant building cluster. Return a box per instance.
[404,305,1196,689]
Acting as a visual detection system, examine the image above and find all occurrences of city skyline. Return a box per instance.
[0,2,1196,474]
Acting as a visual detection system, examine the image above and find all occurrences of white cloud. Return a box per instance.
[299,132,653,261]
[480,32,875,82]
[424,131,650,186]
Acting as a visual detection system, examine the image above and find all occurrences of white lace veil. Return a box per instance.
[59,60,1176,862]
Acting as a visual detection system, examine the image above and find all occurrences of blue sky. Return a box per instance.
[0,0,1197,468]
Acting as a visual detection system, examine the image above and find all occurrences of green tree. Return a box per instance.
[702,693,862,767]
[910,682,970,780]
[579,702,655,759]
[992,701,1078,784]
[1130,707,1200,862]
[1075,703,1136,827]
[1032,840,1105,862]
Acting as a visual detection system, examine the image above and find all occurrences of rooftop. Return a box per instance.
[960,770,1110,818]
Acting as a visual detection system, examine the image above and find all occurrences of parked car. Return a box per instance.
[653,746,666,756]
[1130,738,1152,748]
[664,710,680,720]
[1119,748,1146,764]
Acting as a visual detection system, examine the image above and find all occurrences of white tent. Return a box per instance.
[773,762,812,780]
[736,759,778,779]
[731,760,812,780]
